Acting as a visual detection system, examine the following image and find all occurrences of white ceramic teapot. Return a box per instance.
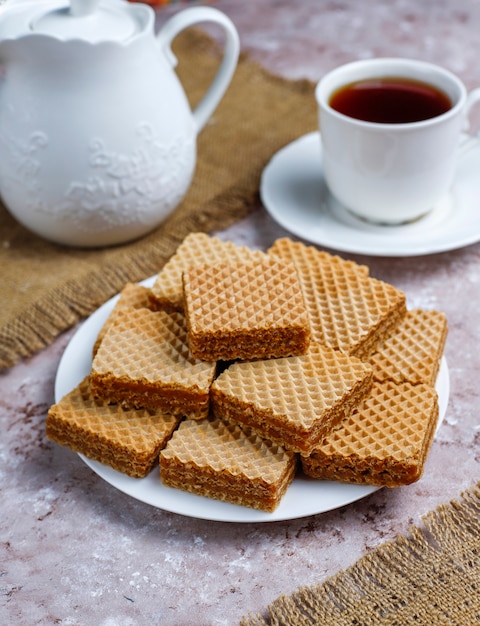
[0,0,239,246]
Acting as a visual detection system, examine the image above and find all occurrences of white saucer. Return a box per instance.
[260,131,480,257]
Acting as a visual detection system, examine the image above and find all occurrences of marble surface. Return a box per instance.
[3,1,480,624]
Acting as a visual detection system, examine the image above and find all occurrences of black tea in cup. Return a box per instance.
[329,77,452,124]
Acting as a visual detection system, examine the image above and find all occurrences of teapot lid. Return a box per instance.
[19,0,142,43]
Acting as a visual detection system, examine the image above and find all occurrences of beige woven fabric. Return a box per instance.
[0,29,317,368]
[241,482,480,626]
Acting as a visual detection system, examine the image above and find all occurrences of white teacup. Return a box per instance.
[316,58,480,224]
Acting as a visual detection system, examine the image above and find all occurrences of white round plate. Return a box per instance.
[260,131,480,257]
[55,277,450,523]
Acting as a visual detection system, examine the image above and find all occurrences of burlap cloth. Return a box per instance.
[241,482,480,625]
[0,29,317,369]
[3,28,479,626]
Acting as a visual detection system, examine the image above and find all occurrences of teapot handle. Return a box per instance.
[157,7,240,132]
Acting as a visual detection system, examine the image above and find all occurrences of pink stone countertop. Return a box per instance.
[3,1,480,624]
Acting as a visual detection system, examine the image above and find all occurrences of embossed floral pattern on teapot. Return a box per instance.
[0,0,239,246]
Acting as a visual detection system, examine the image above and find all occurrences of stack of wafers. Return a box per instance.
[46,233,447,512]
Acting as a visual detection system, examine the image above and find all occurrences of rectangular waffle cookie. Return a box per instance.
[210,342,373,455]
[149,232,269,313]
[367,309,447,386]
[160,416,297,512]
[183,257,311,361]
[268,238,406,359]
[301,380,439,487]
[46,377,181,478]
[93,282,152,356]
[46,234,447,510]
[90,307,217,419]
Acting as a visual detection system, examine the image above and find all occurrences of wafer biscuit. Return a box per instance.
[269,237,370,277]
[90,307,216,419]
[183,258,311,361]
[93,282,152,356]
[302,380,439,487]
[160,416,297,512]
[46,377,181,478]
[210,342,373,455]
[268,238,406,358]
[149,232,268,313]
[368,309,447,386]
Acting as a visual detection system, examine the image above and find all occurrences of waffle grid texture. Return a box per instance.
[183,258,311,361]
[90,307,216,418]
[160,416,297,511]
[302,380,439,486]
[93,282,152,356]
[368,309,448,385]
[48,235,447,510]
[211,342,373,454]
[46,377,180,478]
[149,232,268,313]
[268,238,406,358]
